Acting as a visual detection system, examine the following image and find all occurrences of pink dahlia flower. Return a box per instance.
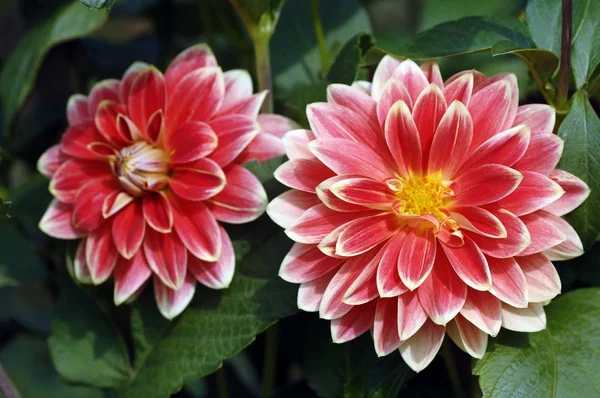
[38,44,296,319]
[267,56,589,372]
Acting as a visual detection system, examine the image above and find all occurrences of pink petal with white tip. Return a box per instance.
[143,227,187,290]
[37,145,64,178]
[282,129,316,160]
[73,240,92,284]
[274,158,335,193]
[297,269,338,312]
[114,251,152,305]
[327,84,379,133]
[372,55,401,100]
[67,94,91,125]
[447,315,488,358]
[501,303,546,332]
[469,209,531,258]
[208,114,260,167]
[39,200,84,239]
[377,231,409,297]
[421,60,444,88]
[267,190,321,229]
[460,289,501,337]
[487,256,528,308]
[377,78,412,127]
[86,221,118,285]
[154,274,196,320]
[384,101,423,176]
[112,201,145,259]
[498,171,565,216]
[412,84,447,158]
[397,291,428,340]
[279,243,344,284]
[399,320,445,373]
[453,164,522,207]
[373,298,402,356]
[441,236,491,291]
[513,134,563,175]
[188,226,235,289]
[392,59,429,103]
[164,44,217,90]
[517,253,561,302]
[519,211,567,256]
[443,73,473,106]
[544,169,590,216]
[335,213,399,256]
[513,104,555,136]
[331,301,377,344]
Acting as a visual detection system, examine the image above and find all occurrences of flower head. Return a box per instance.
[38,44,295,319]
[267,56,590,372]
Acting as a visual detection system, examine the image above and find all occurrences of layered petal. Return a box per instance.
[331,301,377,344]
[187,226,235,289]
[398,228,436,290]
[169,158,226,201]
[154,275,196,320]
[544,169,590,216]
[399,320,445,373]
[266,190,321,229]
[498,171,564,216]
[459,289,501,336]
[166,122,218,164]
[373,298,402,356]
[453,164,522,207]
[487,256,528,308]
[441,236,491,291]
[447,315,488,358]
[274,158,334,193]
[86,221,118,285]
[384,101,423,176]
[208,115,260,167]
[397,291,428,340]
[112,201,145,259]
[279,243,343,284]
[517,253,561,302]
[37,145,64,178]
[39,200,84,239]
[335,213,399,256]
[501,303,546,332]
[143,227,188,290]
[114,251,152,305]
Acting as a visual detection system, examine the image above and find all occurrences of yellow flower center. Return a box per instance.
[388,172,453,223]
[115,141,170,195]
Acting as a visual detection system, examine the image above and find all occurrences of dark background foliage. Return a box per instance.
[0,0,598,397]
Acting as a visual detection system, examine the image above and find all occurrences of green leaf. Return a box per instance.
[327,33,374,85]
[0,0,107,135]
[304,322,413,398]
[80,0,116,9]
[557,91,600,248]
[0,335,106,398]
[474,288,600,397]
[419,0,526,31]
[369,16,535,61]
[48,273,132,388]
[526,0,600,89]
[116,227,297,398]
[272,0,371,94]
[0,223,46,287]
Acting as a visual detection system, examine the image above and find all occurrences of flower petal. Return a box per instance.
[164,44,218,90]
[413,84,447,159]
[143,228,187,290]
[266,190,321,229]
[169,195,221,262]
[336,213,399,256]
[517,253,561,302]
[498,171,565,216]
[207,164,267,224]
[372,55,401,100]
[488,256,528,308]
[279,243,344,284]
[330,177,396,209]
[392,59,429,103]
[343,246,383,304]
[399,319,445,373]
[460,289,501,337]
[187,225,235,289]
[428,101,473,176]
[443,72,473,106]
[331,301,377,344]
[398,228,436,290]
[450,206,507,238]
[154,274,196,320]
[143,192,173,233]
[377,78,412,128]
[208,114,260,167]
[513,104,555,136]
[453,164,522,207]
[86,221,118,284]
[397,291,428,340]
[62,123,109,160]
[72,181,119,231]
[166,66,224,130]
[67,94,91,125]
[377,231,409,297]
[441,235,491,291]
[274,158,334,193]
[470,209,531,258]
[316,175,369,212]
[544,169,590,216]
[501,303,546,332]
[373,298,402,356]
[447,315,488,358]
[127,67,166,138]
[298,269,337,312]
[50,159,111,203]
[519,211,567,256]
[112,201,145,259]
[37,145,64,178]
[73,240,92,284]
[421,60,444,88]
[327,84,379,133]
[282,129,316,160]
[310,138,395,181]
[513,133,563,175]
[39,200,84,239]
[170,158,226,201]
[542,214,584,260]
[384,101,423,176]
[88,79,120,114]
[166,122,218,164]
[114,251,152,305]
[219,69,253,112]
[418,253,467,325]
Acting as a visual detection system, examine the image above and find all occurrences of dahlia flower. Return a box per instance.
[38,44,295,319]
[267,56,589,372]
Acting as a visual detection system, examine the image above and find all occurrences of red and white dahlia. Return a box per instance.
[267,56,590,371]
[38,44,295,319]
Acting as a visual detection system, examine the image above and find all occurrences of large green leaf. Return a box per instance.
[326,33,373,85]
[48,273,133,388]
[419,0,526,31]
[272,0,371,94]
[304,320,413,398]
[557,91,600,248]
[0,0,107,135]
[1,335,106,398]
[116,228,297,398]
[80,0,116,9]
[526,0,600,89]
[474,288,600,397]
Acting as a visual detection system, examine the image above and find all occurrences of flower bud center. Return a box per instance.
[115,141,170,195]
[388,172,453,223]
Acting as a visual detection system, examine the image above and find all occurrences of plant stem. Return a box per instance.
[216,367,229,398]
[556,0,572,111]
[310,0,330,72]
[253,32,274,113]
[441,343,467,398]
[0,362,21,398]
[260,324,279,398]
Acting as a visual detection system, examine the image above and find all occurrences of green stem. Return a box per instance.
[216,367,228,398]
[260,324,279,398]
[310,0,330,72]
[253,32,274,113]
[556,0,572,111]
[441,343,467,398]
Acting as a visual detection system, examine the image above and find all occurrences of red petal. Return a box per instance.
[143,192,173,233]
[413,84,447,160]
[329,177,396,209]
[377,78,412,128]
[67,94,91,125]
[166,122,218,164]
[513,104,555,136]
[170,195,221,261]
[470,208,531,258]
[519,211,567,256]
[544,169,590,216]
[418,254,467,325]
[398,229,436,290]
[282,129,316,160]
[316,175,368,212]
[373,298,402,356]
[541,214,584,260]
[274,158,334,193]
[517,253,561,302]
[488,256,528,308]
[72,181,119,231]
[187,225,235,289]
[336,213,399,256]
[266,190,321,229]
[279,243,343,284]
[497,171,565,216]
[112,201,145,259]
[50,160,111,204]
[443,72,473,106]
[154,274,196,319]
[397,291,428,340]
[376,232,409,297]
[207,114,260,167]
[88,79,120,114]
[399,319,445,372]
[447,315,488,358]
[371,55,401,100]
[460,289,501,336]
[298,269,338,312]
[453,164,522,207]
[170,158,226,201]
[327,84,379,134]
[343,247,382,305]
[62,123,108,160]
[441,236,491,290]
[513,133,563,175]
[37,145,64,178]
[331,301,377,344]
[451,206,507,238]
[86,221,118,284]
[126,68,166,138]
[384,101,423,176]
[421,60,444,88]
[143,228,187,289]
[39,200,84,239]
[164,44,218,90]
[94,101,131,146]
[219,69,253,113]
[73,240,92,283]
[114,251,152,305]
[392,59,429,103]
